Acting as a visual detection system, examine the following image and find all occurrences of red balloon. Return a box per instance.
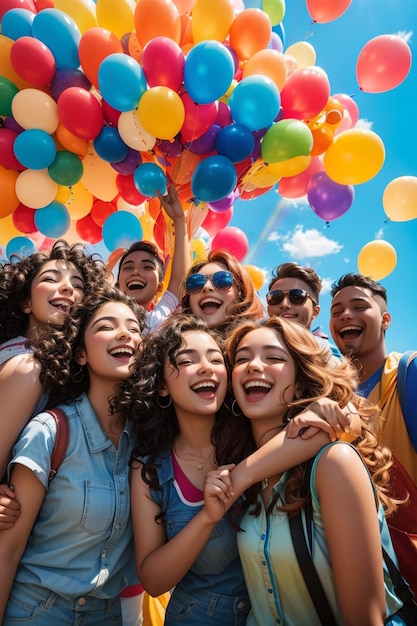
[12,203,37,233]
[281,68,330,121]
[76,214,103,243]
[211,226,249,261]
[306,0,351,23]
[0,0,36,20]
[180,92,218,142]
[278,156,323,199]
[10,36,56,87]
[90,199,117,226]
[356,35,412,93]
[116,173,147,204]
[57,88,104,141]
[201,206,233,236]
[142,37,185,91]
[0,128,25,170]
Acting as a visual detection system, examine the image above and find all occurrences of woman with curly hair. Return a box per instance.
[179,249,265,338]
[115,313,355,625]
[208,316,406,625]
[0,285,147,625]
[0,240,109,482]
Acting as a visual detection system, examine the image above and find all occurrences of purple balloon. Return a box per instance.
[51,68,91,101]
[111,147,142,175]
[307,172,355,221]
[208,190,237,212]
[185,124,221,155]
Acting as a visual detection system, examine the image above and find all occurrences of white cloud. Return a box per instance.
[321,277,333,294]
[396,30,413,43]
[274,225,343,259]
[356,118,373,130]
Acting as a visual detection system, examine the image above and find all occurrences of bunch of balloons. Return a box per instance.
[0,0,412,273]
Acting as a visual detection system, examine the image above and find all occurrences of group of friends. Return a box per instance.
[0,185,416,626]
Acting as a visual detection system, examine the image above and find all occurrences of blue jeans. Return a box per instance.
[4,582,122,625]
[165,586,250,626]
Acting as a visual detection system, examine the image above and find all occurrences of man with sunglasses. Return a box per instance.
[266,262,341,360]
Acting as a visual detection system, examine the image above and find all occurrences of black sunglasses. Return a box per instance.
[185,270,234,294]
[266,288,317,307]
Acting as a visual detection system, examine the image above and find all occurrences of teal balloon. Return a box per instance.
[98,53,147,112]
[48,151,83,186]
[94,126,128,163]
[102,211,143,251]
[6,236,37,259]
[215,124,255,163]
[35,202,70,238]
[192,155,237,203]
[1,9,35,40]
[14,129,57,170]
[184,41,235,104]
[133,163,167,198]
[229,75,280,132]
[261,119,313,163]
[32,9,81,69]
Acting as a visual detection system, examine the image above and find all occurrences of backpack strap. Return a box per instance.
[397,350,417,453]
[46,408,69,482]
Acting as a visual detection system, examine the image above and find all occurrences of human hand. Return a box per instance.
[203,464,236,523]
[286,398,358,442]
[157,185,184,222]
[0,484,20,530]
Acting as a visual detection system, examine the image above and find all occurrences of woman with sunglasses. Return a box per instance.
[179,249,265,338]
[114,313,357,625]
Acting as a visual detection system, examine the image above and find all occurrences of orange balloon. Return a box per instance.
[244,264,265,290]
[134,0,181,48]
[56,122,89,156]
[191,0,235,43]
[356,35,412,93]
[0,166,19,218]
[79,27,123,88]
[306,0,352,23]
[242,49,287,91]
[357,240,397,281]
[229,9,272,61]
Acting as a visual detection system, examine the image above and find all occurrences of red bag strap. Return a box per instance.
[46,408,69,482]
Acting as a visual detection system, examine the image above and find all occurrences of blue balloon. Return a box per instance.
[215,124,255,163]
[6,236,37,259]
[184,41,235,104]
[229,75,281,132]
[102,211,143,252]
[1,9,35,40]
[192,155,237,203]
[98,53,147,112]
[14,129,57,170]
[32,9,81,69]
[133,163,167,198]
[35,202,70,238]
[94,126,129,163]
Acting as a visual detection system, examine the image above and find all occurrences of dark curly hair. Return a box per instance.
[331,273,387,310]
[178,249,265,338]
[0,240,110,344]
[225,316,398,523]
[32,285,147,408]
[114,313,246,492]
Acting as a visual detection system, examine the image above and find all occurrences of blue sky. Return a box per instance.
[229,0,417,353]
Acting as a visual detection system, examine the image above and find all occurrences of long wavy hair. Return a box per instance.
[32,285,146,408]
[114,313,245,490]
[179,249,265,338]
[0,239,110,344]
[225,316,398,521]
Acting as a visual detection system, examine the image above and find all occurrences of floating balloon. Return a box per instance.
[118,110,157,151]
[184,40,235,104]
[244,263,264,290]
[0,165,19,218]
[48,150,84,186]
[134,162,167,198]
[0,76,19,117]
[32,8,81,69]
[307,172,354,221]
[191,155,237,203]
[35,201,70,238]
[261,119,313,163]
[306,0,352,23]
[1,8,36,40]
[242,48,287,91]
[57,87,104,141]
[211,226,249,261]
[6,236,37,259]
[51,67,91,101]
[15,168,58,209]
[324,128,385,185]
[10,36,56,86]
[13,129,57,170]
[216,124,255,163]
[229,75,280,132]
[180,92,218,142]
[191,0,235,43]
[278,155,323,198]
[383,176,417,222]
[102,210,143,251]
[142,36,185,91]
[356,34,412,93]
[76,213,102,243]
[12,203,37,233]
[93,126,129,163]
[357,240,397,280]
[95,0,135,39]
[186,123,221,155]
[262,0,285,26]
[134,0,181,48]
[98,53,147,112]
[12,88,59,133]
[285,41,316,69]
[0,128,23,170]
[229,8,272,61]
[280,67,330,120]
[78,27,123,88]
[138,86,185,140]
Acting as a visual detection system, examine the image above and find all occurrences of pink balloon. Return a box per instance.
[180,92,218,142]
[211,226,249,261]
[332,93,359,127]
[281,68,330,120]
[10,36,56,87]
[201,207,233,236]
[0,0,36,21]
[278,156,323,199]
[142,37,185,91]
[306,0,351,23]
[356,35,412,93]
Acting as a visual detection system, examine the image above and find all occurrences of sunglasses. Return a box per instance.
[266,288,317,307]
[185,271,234,294]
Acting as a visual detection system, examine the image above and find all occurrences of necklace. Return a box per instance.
[262,478,269,491]
[173,442,217,471]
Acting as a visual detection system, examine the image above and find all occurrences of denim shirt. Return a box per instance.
[148,450,247,601]
[9,393,137,599]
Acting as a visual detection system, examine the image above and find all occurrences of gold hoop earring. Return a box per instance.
[157,395,172,408]
[232,399,243,416]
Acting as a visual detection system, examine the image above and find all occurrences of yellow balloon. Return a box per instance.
[0,35,31,89]
[138,87,185,140]
[241,159,281,188]
[55,185,72,205]
[118,110,157,152]
[12,89,59,134]
[15,169,58,209]
[267,155,311,178]
[383,176,417,222]
[96,0,135,38]
[192,0,235,43]
[285,41,316,69]
[324,129,385,185]
[0,214,22,246]
[64,182,94,219]
[244,264,265,290]
[55,0,98,34]
[191,237,209,263]
[357,240,397,281]
[81,148,118,201]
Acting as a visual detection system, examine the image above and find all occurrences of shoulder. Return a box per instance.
[314,442,365,480]
[0,352,42,386]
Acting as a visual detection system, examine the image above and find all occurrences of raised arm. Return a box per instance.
[157,185,190,299]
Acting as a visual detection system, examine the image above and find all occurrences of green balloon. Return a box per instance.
[48,151,83,186]
[0,75,19,117]
[261,118,313,164]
